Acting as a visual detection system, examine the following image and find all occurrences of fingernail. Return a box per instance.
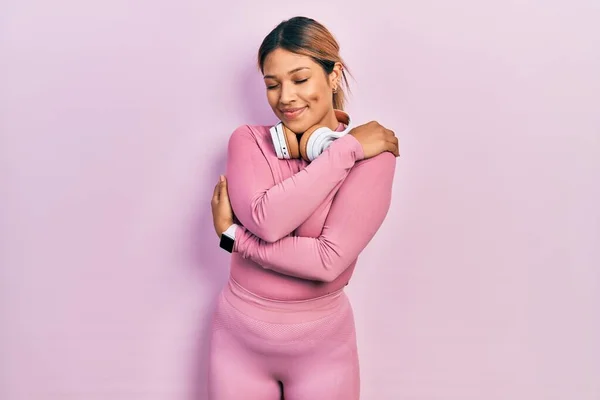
[219,175,224,182]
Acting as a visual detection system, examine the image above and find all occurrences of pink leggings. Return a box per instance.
[207,277,360,399]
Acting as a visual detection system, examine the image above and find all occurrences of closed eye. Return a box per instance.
[266,79,309,90]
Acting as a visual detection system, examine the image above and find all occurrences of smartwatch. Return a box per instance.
[219,224,238,253]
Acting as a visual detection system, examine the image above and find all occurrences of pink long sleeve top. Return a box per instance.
[226,121,397,301]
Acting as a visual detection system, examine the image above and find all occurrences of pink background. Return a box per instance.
[1,1,599,399]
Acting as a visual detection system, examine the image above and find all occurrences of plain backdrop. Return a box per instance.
[1,0,599,399]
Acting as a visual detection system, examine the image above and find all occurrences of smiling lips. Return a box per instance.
[281,106,307,120]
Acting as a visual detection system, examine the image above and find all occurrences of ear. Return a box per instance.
[329,62,343,87]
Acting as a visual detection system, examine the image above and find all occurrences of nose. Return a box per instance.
[279,81,296,105]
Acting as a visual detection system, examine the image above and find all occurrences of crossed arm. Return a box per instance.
[225,124,397,282]
[226,124,365,243]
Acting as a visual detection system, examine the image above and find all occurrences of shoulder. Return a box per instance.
[227,123,276,155]
[351,152,397,193]
[229,124,272,141]
[356,150,397,172]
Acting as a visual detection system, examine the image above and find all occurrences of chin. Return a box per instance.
[274,111,309,133]
[283,120,306,134]
[296,112,321,131]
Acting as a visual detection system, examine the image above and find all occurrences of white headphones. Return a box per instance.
[269,109,353,162]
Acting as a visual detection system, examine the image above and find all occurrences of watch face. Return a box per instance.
[220,234,234,253]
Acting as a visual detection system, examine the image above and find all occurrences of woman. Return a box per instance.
[208,16,399,400]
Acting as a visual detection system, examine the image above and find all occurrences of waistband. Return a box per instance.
[222,276,346,323]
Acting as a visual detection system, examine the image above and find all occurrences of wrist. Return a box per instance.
[218,221,234,237]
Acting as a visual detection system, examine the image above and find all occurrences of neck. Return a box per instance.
[322,108,339,131]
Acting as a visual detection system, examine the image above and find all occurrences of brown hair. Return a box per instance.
[257,16,352,110]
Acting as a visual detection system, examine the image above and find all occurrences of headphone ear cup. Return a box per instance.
[299,125,328,161]
[282,125,301,159]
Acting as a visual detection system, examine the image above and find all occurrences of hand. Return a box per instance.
[211,175,234,238]
[348,121,400,159]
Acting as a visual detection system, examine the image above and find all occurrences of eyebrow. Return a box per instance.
[263,67,310,80]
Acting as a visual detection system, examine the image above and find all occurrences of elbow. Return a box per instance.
[314,239,353,283]
[320,267,344,283]
[319,256,351,283]
[321,272,338,283]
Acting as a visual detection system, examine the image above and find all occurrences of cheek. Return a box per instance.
[309,93,321,102]
[304,83,326,103]
[266,91,278,107]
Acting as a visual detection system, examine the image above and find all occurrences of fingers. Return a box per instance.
[380,127,398,157]
[211,175,227,205]
[219,175,228,199]
[391,135,399,157]
[362,120,401,158]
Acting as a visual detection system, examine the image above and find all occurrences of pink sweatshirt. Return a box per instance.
[226,122,397,301]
